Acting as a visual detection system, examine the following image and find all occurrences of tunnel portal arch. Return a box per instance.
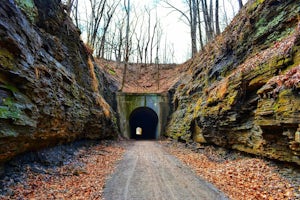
[129,107,158,139]
[116,92,169,140]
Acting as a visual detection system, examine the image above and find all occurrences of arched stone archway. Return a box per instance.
[116,92,169,139]
[129,107,158,139]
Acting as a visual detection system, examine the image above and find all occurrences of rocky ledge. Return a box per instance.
[167,0,300,165]
[0,0,118,165]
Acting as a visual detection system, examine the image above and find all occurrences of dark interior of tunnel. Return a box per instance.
[129,107,158,140]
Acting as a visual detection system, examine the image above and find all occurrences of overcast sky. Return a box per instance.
[151,0,248,63]
[77,0,248,63]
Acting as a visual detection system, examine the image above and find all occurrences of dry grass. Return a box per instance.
[87,57,99,93]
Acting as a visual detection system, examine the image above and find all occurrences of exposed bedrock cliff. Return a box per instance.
[0,0,118,164]
[167,0,300,165]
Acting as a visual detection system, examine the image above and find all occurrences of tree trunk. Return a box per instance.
[65,0,75,15]
[209,0,214,36]
[215,0,220,35]
[86,0,107,48]
[116,33,122,61]
[150,21,158,63]
[156,57,160,90]
[222,0,228,27]
[201,0,213,41]
[196,0,204,50]
[121,0,130,91]
[238,0,243,10]
[191,0,198,57]
[98,4,117,58]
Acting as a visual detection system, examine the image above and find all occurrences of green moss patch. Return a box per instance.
[0,48,14,69]
[0,90,37,129]
[247,0,266,13]
[15,0,38,23]
[108,69,116,75]
[254,11,286,39]
[0,98,22,120]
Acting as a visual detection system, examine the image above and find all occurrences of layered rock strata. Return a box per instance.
[0,0,117,163]
[167,0,300,164]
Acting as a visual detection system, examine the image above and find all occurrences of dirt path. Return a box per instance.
[103,141,227,200]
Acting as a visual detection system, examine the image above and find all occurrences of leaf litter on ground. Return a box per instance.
[1,140,299,200]
[162,140,300,200]
[0,140,125,200]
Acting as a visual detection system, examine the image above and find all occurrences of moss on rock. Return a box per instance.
[15,0,38,23]
[0,49,14,69]
[167,0,300,165]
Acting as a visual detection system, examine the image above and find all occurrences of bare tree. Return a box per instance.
[62,0,80,27]
[66,0,245,64]
[162,0,198,57]
[114,15,126,62]
[85,0,107,48]
[155,17,162,90]
[215,0,220,35]
[106,32,116,60]
[155,57,160,90]
[121,0,130,90]
[238,0,243,10]
[135,32,145,63]
[209,0,214,33]
[144,7,152,64]
[72,0,80,28]
[227,0,236,16]
[97,0,120,58]
[63,0,75,15]
[196,0,204,50]
[189,0,198,56]
[134,13,146,63]
[150,19,159,63]
[201,0,214,41]
[131,6,161,64]
[147,8,162,63]
[221,0,229,27]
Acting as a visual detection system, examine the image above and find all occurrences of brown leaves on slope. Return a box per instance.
[205,33,297,102]
[1,143,125,200]
[95,58,180,93]
[165,143,297,200]
[258,65,300,98]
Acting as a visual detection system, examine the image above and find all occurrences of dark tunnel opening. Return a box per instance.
[129,107,158,140]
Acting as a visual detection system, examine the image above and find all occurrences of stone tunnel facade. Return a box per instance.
[116,93,170,139]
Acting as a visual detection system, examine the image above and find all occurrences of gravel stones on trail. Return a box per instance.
[103,141,227,200]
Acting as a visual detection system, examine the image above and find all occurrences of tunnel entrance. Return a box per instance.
[129,107,158,140]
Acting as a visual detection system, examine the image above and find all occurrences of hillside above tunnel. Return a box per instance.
[95,59,182,93]
[166,0,300,165]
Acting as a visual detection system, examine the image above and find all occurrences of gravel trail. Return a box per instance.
[103,141,227,200]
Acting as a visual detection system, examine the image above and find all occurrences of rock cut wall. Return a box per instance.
[167,0,300,164]
[0,0,117,163]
